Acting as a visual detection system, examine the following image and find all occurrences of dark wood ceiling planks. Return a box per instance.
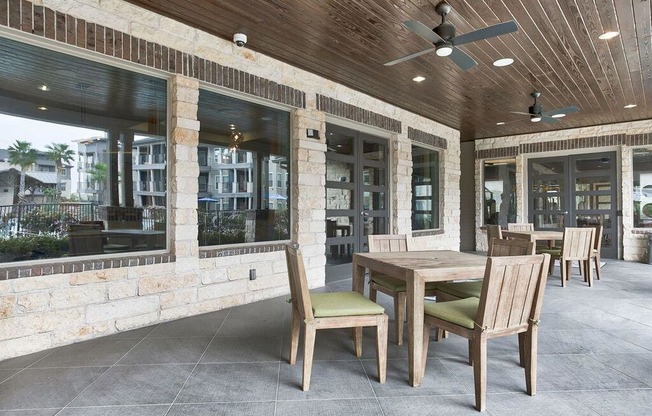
[126,0,652,141]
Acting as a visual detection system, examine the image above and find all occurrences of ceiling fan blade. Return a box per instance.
[448,47,476,70]
[404,20,444,44]
[509,111,535,116]
[543,106,579,116]
[384,47,437,66]
[453,21,518,46]
[541,115,560,123]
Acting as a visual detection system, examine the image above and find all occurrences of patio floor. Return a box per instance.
[1,257,652,415]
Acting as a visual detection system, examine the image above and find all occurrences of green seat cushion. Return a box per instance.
[424,297,479,329]
[371,274,439,292]
[436,280,483,299]
[539,248,561,257]
[310,292,384,318]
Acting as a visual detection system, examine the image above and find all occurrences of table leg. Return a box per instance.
[407,274,425,387]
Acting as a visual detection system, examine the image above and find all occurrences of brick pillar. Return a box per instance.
[168,75,200,259]
[291,108,326,287]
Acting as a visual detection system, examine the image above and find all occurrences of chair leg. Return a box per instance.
[353,327,363,357]
[369,286,377,302]
[472,333,488,412]
[560,260,567,287]
[468,339,473,366]
[518,332,526,368]
[376,314,388,383]
[594,254,601,280]
[289,309,301,365]
[302,323,317,391]
[395,292,406,346]
[525,327,538,396]
[586,259,593,287]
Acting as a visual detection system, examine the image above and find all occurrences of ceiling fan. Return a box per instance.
[510,92,579,123]
[384,1,517,70]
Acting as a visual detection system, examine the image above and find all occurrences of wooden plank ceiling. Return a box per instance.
[126,0,652,142]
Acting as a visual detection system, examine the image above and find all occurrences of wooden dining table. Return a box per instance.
[352,250,488,387]
[502,229,564,247]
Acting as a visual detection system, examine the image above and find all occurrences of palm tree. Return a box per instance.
[7,140,37,204]
[88,162,108,204]
[45,143,75,201]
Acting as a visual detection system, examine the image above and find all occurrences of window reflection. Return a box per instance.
[633,148,652,228]
[483,159,516,227]
[0,37,167,262]
[197,90,290,245]
[412,145,440,230]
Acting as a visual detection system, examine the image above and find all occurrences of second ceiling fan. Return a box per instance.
[384,1,517,70]
[510,92,579,123]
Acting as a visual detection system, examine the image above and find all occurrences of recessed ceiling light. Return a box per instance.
[496,122,505,125]
[493,58,514,67]
[624,104,637,109]
[598,31,619,40]
[551,113,566,118]
[38,106,47,111]
[38,85,49,91]
[412,76,426,82]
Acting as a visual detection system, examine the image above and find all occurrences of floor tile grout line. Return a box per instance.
[53,323,161,416]
[163,307,233,416]
[0,346,61,386]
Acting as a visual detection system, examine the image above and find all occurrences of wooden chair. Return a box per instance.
[507,223,534,231]
[285,243,388,391]
[367,234,438,345]
[485,224,502,250]
[540,227,595,287]
[422,253,550,411]
[434,238,535,302]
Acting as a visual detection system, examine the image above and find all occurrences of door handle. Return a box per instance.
[360,212,370,216]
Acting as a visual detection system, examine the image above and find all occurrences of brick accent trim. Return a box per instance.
[199,243,287,258]
[316,94,401,133]
[0,253,175,280]
[408,127,448,149]
[476,133,652,159]
[1,0,306,109]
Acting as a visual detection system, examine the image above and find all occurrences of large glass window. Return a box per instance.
[197,90,290,246]
[0,37,167,263]
[633,148,652,228]
[484,159,516,227]
[411,145,440,231]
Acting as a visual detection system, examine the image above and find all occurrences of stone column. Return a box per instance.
[391,133,412,235]
[291,108,326,287]
[168,75,200,260]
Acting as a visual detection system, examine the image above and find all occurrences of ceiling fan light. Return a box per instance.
[598,31,619,40]
[493,58,513,67]
[531,116,542,123]
[551,113,566,118]
[435,44,453,57]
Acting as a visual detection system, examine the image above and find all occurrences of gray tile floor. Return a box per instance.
[2,258,652,415]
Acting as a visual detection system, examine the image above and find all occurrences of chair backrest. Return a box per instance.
[285,243,314,322]
[507,223,534,231]
[476,254,550,334]
[593,225,604,251]
[68,223,104,255]
[561,227,595,260]
[367,234,409,253]
[488,238,535,256]
[485,225,502,242]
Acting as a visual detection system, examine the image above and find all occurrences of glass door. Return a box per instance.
[528,151,618,258]
[325,124,389,280]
